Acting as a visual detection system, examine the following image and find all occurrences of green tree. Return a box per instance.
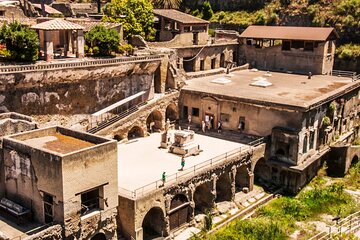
[202,1,213,20]
[0,21,39,62]
[85,25,120,56]
[152,0,182,9]
[103,0,155,40]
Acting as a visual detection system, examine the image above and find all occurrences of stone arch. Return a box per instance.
[194,182,214,214]
[127,126,144,140]
[166,103,179,122]
[351,155,359,167]
[142,207,166,239]
[169,194,191,230]
[235,164,250,192]
[253,158,270,185]
[215,173,232,202]
[91,233,106,240]
[147,110,163,133]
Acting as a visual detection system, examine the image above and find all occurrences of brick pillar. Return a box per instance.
[44,31,53,62]
[76,30,84,59]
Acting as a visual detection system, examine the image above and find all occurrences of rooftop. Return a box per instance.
[154,9,209,24]
[182,69,359,110]
[240,26,339,41]
[118,131,247,192]
[5,126,110,156]
[31,18,84,30]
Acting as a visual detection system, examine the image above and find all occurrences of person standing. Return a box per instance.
[202,121,206,132]
[162,171,166,186]
[217,121,222,133]
[188,114,192,125]
[180,156,185,171]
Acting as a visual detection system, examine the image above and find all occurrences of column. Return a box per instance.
[230,166,237,201]
[44,31,53,62]
[76,30,85,59]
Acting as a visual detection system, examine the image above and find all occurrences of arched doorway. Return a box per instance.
[166,103,178,122]
[254,158,270,185]
[169,194,190,230]
[142,207,166,240]
[91,233,106,240]
[147,110,163,133]
[194,182,214,214]
[351,155,359,167]
[220,53,225,68]
[235,165,250,192]
[215,173,232,202]
[154,66,161,94]
[127,126,144,140]
[113,134,123,141]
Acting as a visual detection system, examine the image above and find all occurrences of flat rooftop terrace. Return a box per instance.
[118,131,248,195]
[183,69,359,109]
[6,126,110,156]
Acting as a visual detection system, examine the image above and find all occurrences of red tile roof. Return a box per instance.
[31,18,84,30]
[240,26,339,41]
[154,9,209,24]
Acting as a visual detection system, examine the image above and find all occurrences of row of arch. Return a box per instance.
[114,103,179,141]
[141,159,266,239]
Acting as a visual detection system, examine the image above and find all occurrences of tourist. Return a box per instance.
[162,172,166,185]
[188,114,192,125]
[180,156,185,171]
[218,121,222,133]
[210,116,214,129]
[202,121,206,132]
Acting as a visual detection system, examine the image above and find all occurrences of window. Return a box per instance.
[291,40,304,49]
[0,11,5,17]
[238,116,245,130]
[327,41,333,54]
[192,107,199,117]
[282,40,291,51]
[304,41,314,52]
[309,131,315,149]
[184,26,191,32]
[303,135,308,154]
[220,113,230,122]
[43,193,54,223]
[81,188,101,215]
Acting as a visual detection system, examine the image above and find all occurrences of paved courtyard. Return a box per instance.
[118,130,247,192]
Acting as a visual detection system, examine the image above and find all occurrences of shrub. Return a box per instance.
[85,25,120,56]
[117,44,134,55]
[0,21,39,62]
[203,210,213,231]
[322,116,331,126]
[208,28,215,37]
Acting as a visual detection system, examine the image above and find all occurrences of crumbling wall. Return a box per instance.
[0,61,160,115]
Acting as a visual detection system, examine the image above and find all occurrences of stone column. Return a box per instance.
[76,30,85,59]
[44,31,53,62]
[248,170,254,192]
[230,166,237,201]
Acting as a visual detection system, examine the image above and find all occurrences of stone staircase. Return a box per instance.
[87,102,147,134]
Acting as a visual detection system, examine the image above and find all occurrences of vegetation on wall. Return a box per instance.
[336,44,360,60]
[85,25,120,56]
[103,0,155,40]
[0,22,39,62]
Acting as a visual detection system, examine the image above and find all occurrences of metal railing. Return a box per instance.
[331,70,357,79]
[309,210,360,240]
[118,137,265,199]
[0,55,162,74]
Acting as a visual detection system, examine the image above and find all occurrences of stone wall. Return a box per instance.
[239,41,334,75]
[0,58,161,115]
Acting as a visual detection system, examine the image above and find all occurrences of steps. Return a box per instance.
[87,102,147,134]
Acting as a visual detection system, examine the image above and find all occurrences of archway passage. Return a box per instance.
[235,165,250,192]
[127,126,144,140]
[169,194,190,230]
[91,233,106,240]
[254,158,270,186]
[166,103,179,122]
[194,182,214,214]
[215,173,232,202]
[351,155,359,167]
[142,207,166,240]
[147,110,163,133]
